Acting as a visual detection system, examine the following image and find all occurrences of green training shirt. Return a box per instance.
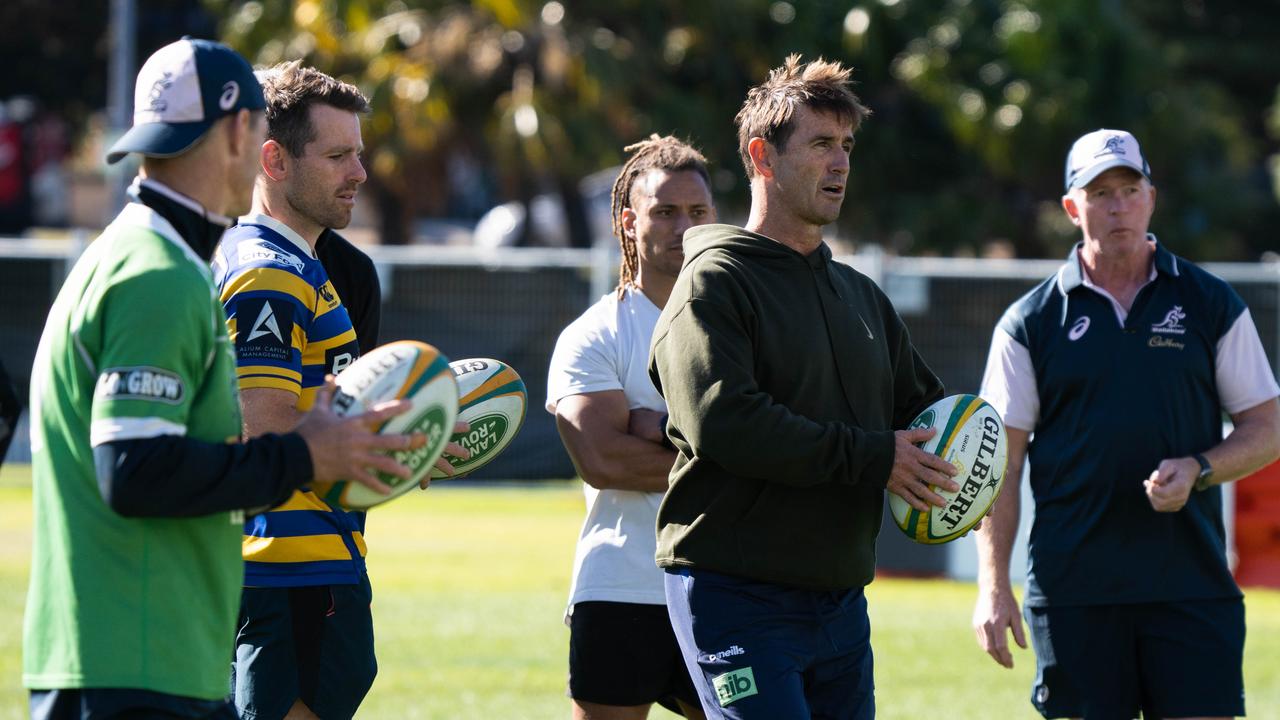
[23,202,244,699]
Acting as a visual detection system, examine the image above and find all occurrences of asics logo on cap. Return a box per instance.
[219,81,240,111]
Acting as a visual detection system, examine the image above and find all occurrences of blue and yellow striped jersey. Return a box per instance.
[213,213,366,587]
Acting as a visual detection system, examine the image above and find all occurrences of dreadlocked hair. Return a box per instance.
[610,134,710,298]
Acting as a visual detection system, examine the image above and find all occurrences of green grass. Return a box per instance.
[2,462,1278,719]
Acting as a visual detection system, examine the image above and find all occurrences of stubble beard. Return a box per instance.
[783,182,841,229]
[799,201,841,228]
[287,182,353,231]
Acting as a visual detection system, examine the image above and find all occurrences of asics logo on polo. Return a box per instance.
[220,81,240,111]
[1068,315,1090,341]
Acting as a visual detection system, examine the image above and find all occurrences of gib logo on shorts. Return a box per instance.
[712,667,758,707]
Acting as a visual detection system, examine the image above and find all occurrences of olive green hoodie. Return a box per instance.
[649,224,943,591]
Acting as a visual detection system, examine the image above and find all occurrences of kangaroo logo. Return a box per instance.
[1094,135,1126,157]
[145,71,174,113]
[1151,305,1187,335]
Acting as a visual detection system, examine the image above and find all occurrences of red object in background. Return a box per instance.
[0,121,24,205]
[1234,458,1280,589]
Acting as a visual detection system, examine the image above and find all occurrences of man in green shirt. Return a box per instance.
[23,38,422,720]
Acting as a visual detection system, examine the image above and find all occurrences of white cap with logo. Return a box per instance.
[1063,129,1151,191]
[106,37,265,165]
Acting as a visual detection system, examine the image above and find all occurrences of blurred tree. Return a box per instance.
[202,0,1277,258]
[210,0,620,245]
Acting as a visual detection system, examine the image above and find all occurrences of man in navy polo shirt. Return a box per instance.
[971,129,1280,719]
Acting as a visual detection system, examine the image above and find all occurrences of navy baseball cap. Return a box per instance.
[1063,129,1151,191]
[106,37,266,164]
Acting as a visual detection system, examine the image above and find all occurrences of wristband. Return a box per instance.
[1192,452,1214,491]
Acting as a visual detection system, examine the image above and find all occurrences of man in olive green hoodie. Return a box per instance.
[649,55,960,720]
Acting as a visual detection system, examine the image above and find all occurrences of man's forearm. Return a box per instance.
[1203,398,1280,486]
[241,387,306,438]
[565,429,675,493]
[94,433,312,517]
[976,429,1028,589]
[976,476,1021,588]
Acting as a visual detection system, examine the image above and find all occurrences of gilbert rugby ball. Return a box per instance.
[318,340,459,509]
[429,358,527,479]
[888,394,1008,544]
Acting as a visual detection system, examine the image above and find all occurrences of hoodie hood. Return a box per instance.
[683,223,832,267]
[683,223,842,299]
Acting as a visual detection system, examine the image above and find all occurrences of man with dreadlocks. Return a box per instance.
[649,56,956,719]
[547,134,716,720]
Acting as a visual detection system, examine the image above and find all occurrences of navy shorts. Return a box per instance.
[29,688,237,720]
[568,601,701,712]
[1025,598,1245,719]
[230,574,377,720]
[664,569,874,720]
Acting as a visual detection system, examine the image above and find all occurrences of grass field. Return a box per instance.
[2,463,1278,719]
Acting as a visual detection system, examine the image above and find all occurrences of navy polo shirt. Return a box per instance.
[998,241,1244,607]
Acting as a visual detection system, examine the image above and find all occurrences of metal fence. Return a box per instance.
[5,236,1280,573]
[5,237,1279,477]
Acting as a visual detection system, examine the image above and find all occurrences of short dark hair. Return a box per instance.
[260,60,370,157]
[610,134,710,297]
[735,54,871,179]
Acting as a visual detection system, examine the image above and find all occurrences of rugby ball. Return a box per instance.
[888,394,1009,544]
[428,358,527,479]
[316,340,459,510]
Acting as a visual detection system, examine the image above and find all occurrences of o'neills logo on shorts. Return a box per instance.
[95,367,185,404]
[701,645,747,663]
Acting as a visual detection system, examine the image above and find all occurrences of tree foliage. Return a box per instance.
[194,1,1278,257]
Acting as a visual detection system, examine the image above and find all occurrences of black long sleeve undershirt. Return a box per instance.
[316,229,381,353]
[94,432,314,518]
[0,358,19,467]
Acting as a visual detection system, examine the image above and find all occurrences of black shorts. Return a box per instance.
[568,600,700,712]
[29,688,237,720]
[1025,598,1245,720]
[230,575,377,720]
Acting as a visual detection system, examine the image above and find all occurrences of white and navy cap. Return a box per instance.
[1063,129,1151,191]
[106,37,265,164]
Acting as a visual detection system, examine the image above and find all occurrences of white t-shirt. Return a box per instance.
[546,287,668,616]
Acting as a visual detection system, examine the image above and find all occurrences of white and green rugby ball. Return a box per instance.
[889,393,1009,544]
[429,358,527,480]
[318,340,459,510]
